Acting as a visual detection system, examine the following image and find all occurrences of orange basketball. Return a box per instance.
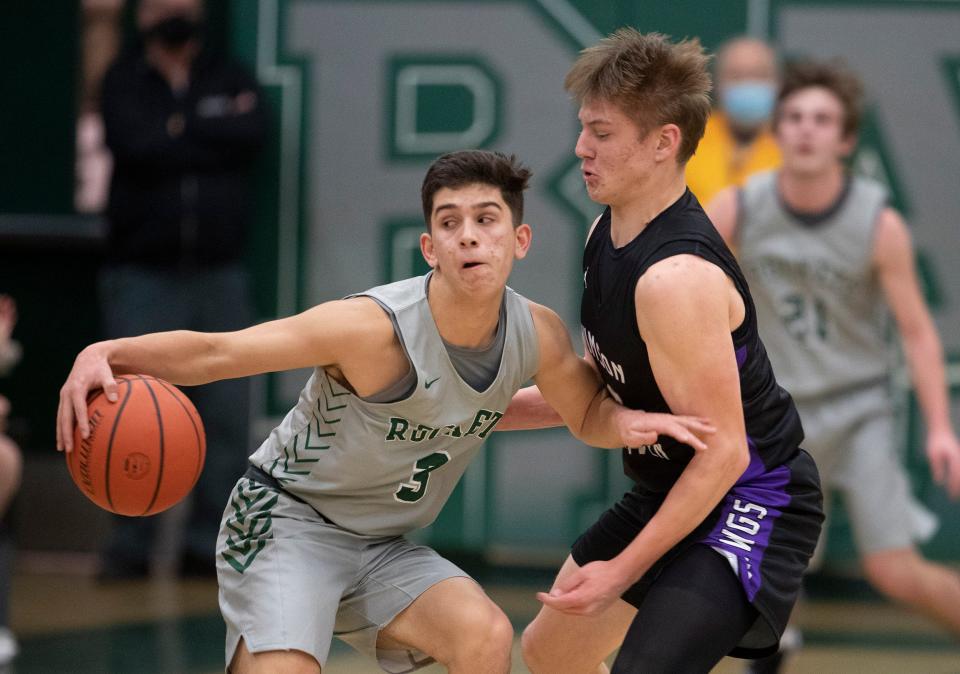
[66,374,206,516]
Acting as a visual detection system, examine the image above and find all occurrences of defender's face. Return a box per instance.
[575,99,658,206]
[421,183,531,295]
[775,87,854,176]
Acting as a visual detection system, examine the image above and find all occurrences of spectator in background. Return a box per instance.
[707,59,960,673]
[0,295,23,666]
[76,0,124,214]
[98,0,267,579]
[686,36,780,206]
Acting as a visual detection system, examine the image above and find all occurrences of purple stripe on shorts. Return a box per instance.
[735,344,748,369]
[700,438,791,601]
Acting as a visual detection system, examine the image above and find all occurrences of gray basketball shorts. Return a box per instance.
[797,385,938,566]
[215,476,471,672]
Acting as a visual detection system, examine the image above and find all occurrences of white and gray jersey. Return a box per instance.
[248,274,540,536]
[737,171,891,402]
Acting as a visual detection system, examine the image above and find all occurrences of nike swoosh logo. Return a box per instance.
[425,376,441,389]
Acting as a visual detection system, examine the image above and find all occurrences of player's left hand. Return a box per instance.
[926,428,960,499]
[536,560,635,616]
[614,408,715,451]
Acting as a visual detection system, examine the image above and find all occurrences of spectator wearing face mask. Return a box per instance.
[96,0,267,580]
[686,36,780,207]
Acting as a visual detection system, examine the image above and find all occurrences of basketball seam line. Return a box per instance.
[152,377,205,489]
[137,375,166,516]
[103,378,134,513]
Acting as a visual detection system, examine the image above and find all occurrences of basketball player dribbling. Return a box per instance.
[500,30,824,673]
[56,150,714,674]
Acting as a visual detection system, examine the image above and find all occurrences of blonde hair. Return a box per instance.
[565,28,712,163]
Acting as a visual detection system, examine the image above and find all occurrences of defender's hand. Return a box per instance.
[614,408,715,451]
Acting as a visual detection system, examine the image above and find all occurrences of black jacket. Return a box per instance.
[101,46,267,267]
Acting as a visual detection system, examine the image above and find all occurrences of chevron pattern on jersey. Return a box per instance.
[221,480,279,574]
[269,374,349,483]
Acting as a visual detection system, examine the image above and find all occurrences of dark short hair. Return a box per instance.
[421,150,532,228]
[776,59,864,138]
[564,28,712,163]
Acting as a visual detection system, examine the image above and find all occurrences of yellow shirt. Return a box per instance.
[686,112,781,206]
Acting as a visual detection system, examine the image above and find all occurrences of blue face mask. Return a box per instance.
[721,81,775,126]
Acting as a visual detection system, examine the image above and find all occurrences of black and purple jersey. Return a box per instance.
[580,189,803,492]
[575,189,823,657]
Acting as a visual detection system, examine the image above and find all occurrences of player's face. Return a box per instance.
[775,87,855,177]
[575,99,660,206]
[421,183,531,295]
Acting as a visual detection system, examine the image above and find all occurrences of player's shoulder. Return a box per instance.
[526,300,564,332]
[634,257,731,343]
[707,184,740,213]
[872,205,913,263]
[703,186,741,245]
[637,254,726,303]
[524,301,571,369]
[876,204,906,227]
[308,296,397,349]
[526,301,568,344]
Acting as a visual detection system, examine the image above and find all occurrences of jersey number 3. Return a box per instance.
[395,451,451,503]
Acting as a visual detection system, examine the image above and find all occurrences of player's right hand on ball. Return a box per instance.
[57,343,119,453]
[614,409,715,451]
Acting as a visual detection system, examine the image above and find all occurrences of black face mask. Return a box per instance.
[142,15,201,47]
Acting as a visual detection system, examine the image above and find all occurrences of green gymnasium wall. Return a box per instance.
[0,1,957,568]
[228,0,960,566]
[0,2,89,460]
[0,0,233,461]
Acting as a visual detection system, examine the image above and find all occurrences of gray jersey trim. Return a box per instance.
[441,298,507,392]
[362,286,509,402]
[362,297,417,404]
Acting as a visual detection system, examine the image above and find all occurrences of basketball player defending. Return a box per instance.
[501,31,824,673]
[707,60,960,665]
[56,150,714,674]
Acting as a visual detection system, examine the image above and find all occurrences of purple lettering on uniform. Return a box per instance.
[701,437,791,601]
[735,345,748,369]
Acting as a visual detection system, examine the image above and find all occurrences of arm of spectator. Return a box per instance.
[0,395,9,434]
[0,295,21,377]
[100,64,224,170]
[186,66,268,154]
